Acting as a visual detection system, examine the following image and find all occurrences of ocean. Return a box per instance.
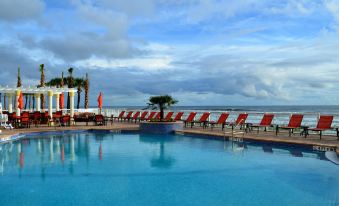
[104,105,339,114]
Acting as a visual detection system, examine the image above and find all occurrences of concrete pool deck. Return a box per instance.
[1,122,338,154]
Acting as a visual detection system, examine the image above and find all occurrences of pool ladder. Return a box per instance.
[223,119,246,141]
[223,121,246,154]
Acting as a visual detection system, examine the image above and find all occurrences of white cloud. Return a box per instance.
[74,55,173,71]
[325,0,339,30]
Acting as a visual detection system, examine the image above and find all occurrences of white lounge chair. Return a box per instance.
[0,103,13,130]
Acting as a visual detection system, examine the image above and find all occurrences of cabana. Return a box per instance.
[0,86,77,118]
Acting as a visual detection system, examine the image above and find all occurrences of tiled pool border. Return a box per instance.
[175,130,339,154]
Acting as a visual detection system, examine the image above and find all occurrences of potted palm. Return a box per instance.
[147,95,177,121]
[140,95,183,134]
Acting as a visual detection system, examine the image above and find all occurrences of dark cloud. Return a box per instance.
[0,0,45,22]
[40,33,138,62]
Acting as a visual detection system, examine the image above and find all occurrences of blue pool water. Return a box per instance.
[0,131,338,206]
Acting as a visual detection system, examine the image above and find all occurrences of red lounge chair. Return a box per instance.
[208,113,229,130]
[228,113,248,130]
[39,111,51,125]
[174,112,184,121]
[156,111,172,120]
[250,114,274,133]
[164,112,174,121]
[52,111,63,125]
[146,111,157,121]
[32,111,41,127]
[306,115,338,139]
[137,111,149,122]
[191,112,210,128]
[130,111,140,122]
[155,112,161,120]
[276,114,304,136]
[95,114,105,126]
[113,111,125,122]
[54,111,62,118]
[183,112,197,127]
[60,115,71,126]
[8,113,17,127]
[20,112,31,128]
[121,111,133,122]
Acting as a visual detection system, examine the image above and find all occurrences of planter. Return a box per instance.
[139,121,183,134]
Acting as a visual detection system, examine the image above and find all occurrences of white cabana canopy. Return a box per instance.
[0,85,77,94]
[0,85,77,118]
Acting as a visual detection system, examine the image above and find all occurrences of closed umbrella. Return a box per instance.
[59,93,64,109]
[98,92,103,111]
[18,92,24,110]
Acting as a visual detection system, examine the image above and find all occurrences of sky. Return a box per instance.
[0,0,339,106]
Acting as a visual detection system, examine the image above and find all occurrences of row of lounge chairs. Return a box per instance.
[3,111,106,128]
[113,111,339,139]
[112,111,183,123]
[4,109,337,140]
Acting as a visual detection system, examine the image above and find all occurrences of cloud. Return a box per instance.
[98,0,156,17]
[1,0,339,106]
[75,55,173,71]
[14,0,141,63]
[0,0,45,22]
[325,0,339,30]
[40,33,137,62]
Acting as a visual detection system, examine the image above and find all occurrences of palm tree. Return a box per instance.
[146,95,178,120]
[17,67,22,87]
[74,78,85,109]
[3,94,6,110]
[67,68,75,109]
[39,64,46,110]
[84,73,89,109]
[61,72,64,87]
[46,78,63,87]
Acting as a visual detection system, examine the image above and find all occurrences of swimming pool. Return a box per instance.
[0,131,338,206]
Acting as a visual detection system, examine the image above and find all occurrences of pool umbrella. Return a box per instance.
[97,92,103,113]
[18,92,24,110]
[59,93,64,109]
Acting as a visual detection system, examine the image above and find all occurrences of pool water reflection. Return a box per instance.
[0,131,338,206]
